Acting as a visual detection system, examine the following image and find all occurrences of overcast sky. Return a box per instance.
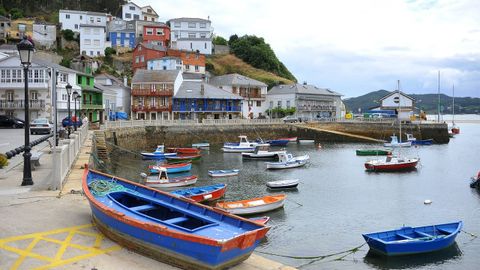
[136,0,479,98]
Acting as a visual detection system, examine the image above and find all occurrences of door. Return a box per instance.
[151,112,157,120]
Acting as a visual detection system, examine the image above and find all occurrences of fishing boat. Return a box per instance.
[249,216,270,225]
[356,149,392,156]
[277,137,297,143]
[222,135,260,153]
[192,142,210,149]
[298,139,315,144]
[170,183,227,203]
[208,169,240,177]
[141,145,177,159]
[242,144,286,160]
[362,221,462,256]
[365,155,419,172]
[216,194,286,215]
[148,162,192,174]
[265,139,289,147]
[266,179,299,189]
[451,85,460,135]
[165,154,202,163]
[83,168,269,270]
[167,147,200,155]
[405,133,434,145]
[142,168,198,188]
[265,153,309,170]
[384,135,412,147]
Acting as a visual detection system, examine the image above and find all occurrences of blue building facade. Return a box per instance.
[110,31,136,49]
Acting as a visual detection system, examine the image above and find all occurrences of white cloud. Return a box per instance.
[135,0,480,97]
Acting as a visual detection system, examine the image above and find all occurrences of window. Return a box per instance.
[87,77,91,85]
[93,28,100,34]
[135,56,139,63]
[33,70,44,83]
[80,15,82,20]
[195,65,199,72]
[286,100,290,108]
[138,45,142,51]
[84,28,91,34]
[84,39,91,45]
[90,51,93,56]
[147,8,152,13]
[200,33,206,38]
[31,91,38,100]
[138,97,144,106]
[77,76,82,84]
[277,101,282,108]
[174,22,180,27]
[188,22,196,28]
[6,91,14,101]
[74,24,78,29]
[59,73,68,83]
[90,17,94,23]
[205,42,207,49]
[146,28,153,35]
[200,22,206,28]
[257,101,262,107]
[133,14,139,20]
[94,39,100,46]
[66,14,70,19]
[190,42,193,49]
[97,17,101,23]
[125,13,131,19]
[185,64,190,70]
[188,33,196,38]
[129,6,135,10]
[140,56,144,62]
[156,28,163,35]
[62,93,68,101]
[18,24,26,32]
[97,51,101,55]
[151,18,155,22]
[144,16,147,21]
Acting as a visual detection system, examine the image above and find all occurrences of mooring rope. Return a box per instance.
[104,140,143,156]
[256,242,366,260]
[88,178,126,197]
[462,230,478,238]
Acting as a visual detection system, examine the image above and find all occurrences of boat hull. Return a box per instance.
[218,199,285,215]
[141,152,177,159]
[266,140,289,146]
[451,127,460,134]
[277,137,297,142]
[363,221,462,256]
[411,139,434,145]
[356,150,392,156]
[241,152,280,159]
[266,160,307,170]
[149,163,192,174]
[167,148,200,155]
[222,147,256,153]
[146,176,198,188]
[171,184,227,203]
[208,170,239,177]
[364,160,418,172]
[266,179,299,189]
[166,155,202,163]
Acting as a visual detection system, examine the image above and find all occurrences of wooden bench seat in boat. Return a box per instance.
[396,233,414,239]
[415,231,433,237]
[436,228,451,234]
[129,205,156,212]
[164,217,189,224]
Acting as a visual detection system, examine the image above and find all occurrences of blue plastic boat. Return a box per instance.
[362,221,462,256]
[141,145,177,159]
[83,168,269,270]
[266,139,289,147]
[170,183,227,203]
[148,162,192,174]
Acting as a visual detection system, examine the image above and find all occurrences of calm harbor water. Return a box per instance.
[109,120,480,270]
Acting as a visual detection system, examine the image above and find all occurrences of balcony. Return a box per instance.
[132,105,171,112]
[173,104,241,112]
[0,100,45,110]
[131,89,173,96]
[82,101,103,110]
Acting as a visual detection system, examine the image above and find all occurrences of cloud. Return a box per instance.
[135,0,480,97]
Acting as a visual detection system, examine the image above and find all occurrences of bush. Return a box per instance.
[9,8,23,19]
[213,36,228,45]
[61,29,76,41]
[105,47,116,57]
[60,58,71,68]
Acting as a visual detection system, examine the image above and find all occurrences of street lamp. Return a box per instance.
[66,83,72,136]
[73,90,80,132]
[17,37,35,186]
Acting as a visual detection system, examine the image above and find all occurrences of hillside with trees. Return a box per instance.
[343,90,480,114]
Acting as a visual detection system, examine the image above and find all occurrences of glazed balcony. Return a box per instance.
[82,101,103,110]
[173,104,241,112]
[131,88,173,96]
[0,99,45,110]
[132,105,172,112]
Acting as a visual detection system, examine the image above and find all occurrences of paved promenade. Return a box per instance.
[0,131,295,270]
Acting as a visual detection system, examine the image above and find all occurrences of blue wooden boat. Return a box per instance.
[83,168,269,270]
[266,139,289,147]
[406,134,434,145]
[362,221,462,256]
[208,169,240,177]
[170,184,227,203]
[141,145,177,159]
[148,162,192,174]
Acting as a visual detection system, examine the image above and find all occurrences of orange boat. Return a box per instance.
[216,194,286,215]
[166,147,200,155]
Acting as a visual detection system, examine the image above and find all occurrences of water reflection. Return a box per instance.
[363,243,462,269]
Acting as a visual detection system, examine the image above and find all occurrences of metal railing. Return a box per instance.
[0,100,45,109]
[103,118,284,129]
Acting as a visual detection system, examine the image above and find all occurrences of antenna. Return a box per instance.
[437,71,441,123]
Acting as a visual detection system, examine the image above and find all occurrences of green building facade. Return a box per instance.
[77,73,103,123]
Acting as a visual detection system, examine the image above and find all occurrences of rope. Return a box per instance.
[104,140,143,157]
[256,242,366,260]
[462,230,478,238]
[88,178,126,197]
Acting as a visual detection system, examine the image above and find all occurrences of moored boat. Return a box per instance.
[149,162,192,174]
[222,135,260,153]
[143,167,198,188]
[356,149,392,156]
[192,142,210,149]
[216,194,286,215]
[208,169,240,177]
[364,155,419,172]
[167,147,200,155]
[265,139,289,147]
[249,216,271,225]
[83,168,269,270]
[384,135,412,148]
[298,139,315,144]
[405,133,433,145]
[170,183,227,202]
[265,153,309,170]
[165,154,202,163]
[242,144,285,160]
[266,179,299,189]
[362,221,462,256]
[277,137,297,143]
[141,145,177,159]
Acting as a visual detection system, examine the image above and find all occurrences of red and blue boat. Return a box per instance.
[170,183,227,203]
[148,162,192,174]
[141,145,177,160]
[83,168,269,270]
[362,221,462,256]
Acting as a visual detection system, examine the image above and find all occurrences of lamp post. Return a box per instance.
[17,37,35,186]
[66,83,72,137]
[73,90,80,132]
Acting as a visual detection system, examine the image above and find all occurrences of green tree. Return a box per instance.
[61,29,76,41]
[213,35,228,45]
[0,6,7,16]
[10,8,23,19]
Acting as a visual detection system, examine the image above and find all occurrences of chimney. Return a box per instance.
[200,83,205,96]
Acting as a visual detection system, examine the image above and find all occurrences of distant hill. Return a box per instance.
[344,90,480,114]
[206,54,295,89]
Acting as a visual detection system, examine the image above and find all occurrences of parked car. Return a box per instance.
[62,116,82,128]
[30,118,53,135]
[0,115,24,128]
[282,115,299,123]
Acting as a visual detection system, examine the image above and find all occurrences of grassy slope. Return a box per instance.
[207,54,295,88]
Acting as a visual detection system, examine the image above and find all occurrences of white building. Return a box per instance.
[59,9,109,32]
[209,74,268,118]
[266,83,344,120]
[33,22,56,49]
[378,90,415,120]
[147,57,183,71]
[94,73,131,116]
[122,2,142,21]
[168,18,213,55]
[141,5,159,22]
[80,25,106,56]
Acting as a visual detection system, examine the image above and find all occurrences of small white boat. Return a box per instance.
[384,134,412,147]
[215,194,286,215]
[222,135,260,153]
[208,169,240,177]
[266,179,300,189]
[266,153,309,170]
[298,139,315,144]
[141,167,197,188]
[141,145,177,159]
[192,142,210,149]
[242,144,286,159]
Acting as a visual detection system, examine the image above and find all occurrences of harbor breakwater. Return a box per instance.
[97,121,449,153]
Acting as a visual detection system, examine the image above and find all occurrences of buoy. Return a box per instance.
[424,199,432,205]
